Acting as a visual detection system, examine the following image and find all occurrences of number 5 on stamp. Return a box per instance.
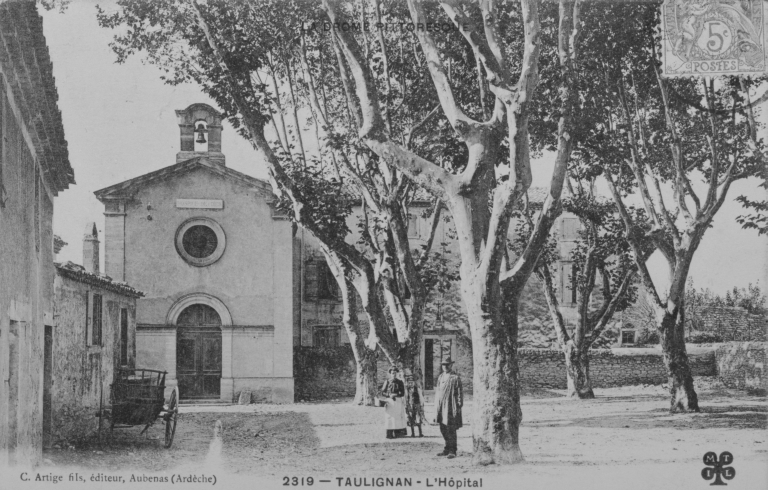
[661,0,767,77]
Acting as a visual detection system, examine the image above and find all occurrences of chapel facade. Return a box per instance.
[95,103,294,403]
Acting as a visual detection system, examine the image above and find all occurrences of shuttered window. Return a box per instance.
[316,260,339,300]
[120,308,129,365]
[407,213,419,237]
[92,294,103,346]
[313,325,341,347]
[561,262,577,305]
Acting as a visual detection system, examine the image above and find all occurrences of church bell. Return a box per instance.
[195,122,208,144]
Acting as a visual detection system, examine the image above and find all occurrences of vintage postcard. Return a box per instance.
[0,1,766,489]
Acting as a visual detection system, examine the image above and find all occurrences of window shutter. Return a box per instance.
[561,262,575,305]
[407,214,419,237]
[304,261,318,302]
[85,292,89,347]
[92,294,103,346]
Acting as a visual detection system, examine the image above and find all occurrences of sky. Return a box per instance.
[41,1,767,296]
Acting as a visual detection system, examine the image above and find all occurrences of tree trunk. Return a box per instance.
[322,247,380,407]
[466,279,524,465]
[564,343,594,399]
[353,344,378,406]
[659,309,699,412]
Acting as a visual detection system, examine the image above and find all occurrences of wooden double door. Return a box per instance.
[176,304,222,399]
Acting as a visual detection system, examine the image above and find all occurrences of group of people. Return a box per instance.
[377,358,463,459]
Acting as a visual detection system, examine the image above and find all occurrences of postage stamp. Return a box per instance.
[662,0,768,76]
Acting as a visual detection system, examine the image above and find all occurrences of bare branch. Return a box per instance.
[407,0,480,139]
[536,264,571,345]
[405,105,440,149]
[604,171,663,308]
[587,269,636,346]
[416,199,444,268]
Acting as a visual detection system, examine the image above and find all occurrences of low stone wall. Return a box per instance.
[294,346,400,401]
[692,307,766,342]
[518,348,716,389]
[294,343,473,402]
[714,342,767,394]
[295,345,720,400]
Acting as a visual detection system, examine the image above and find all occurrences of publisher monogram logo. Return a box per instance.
[701,451,735,486]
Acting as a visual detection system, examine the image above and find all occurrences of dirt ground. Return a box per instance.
[34,378,767,489]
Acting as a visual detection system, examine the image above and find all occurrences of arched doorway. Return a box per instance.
[176,304,222,399]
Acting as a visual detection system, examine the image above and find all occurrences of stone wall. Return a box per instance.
[518,348,716,389]
[294,345,721,399]
[690,307,766,342]
[715,342,767,394]
[294,343,473,401]
[294,346,386,401]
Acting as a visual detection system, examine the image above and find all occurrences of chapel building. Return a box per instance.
[95,103,294,403]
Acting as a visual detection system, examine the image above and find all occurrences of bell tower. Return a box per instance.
[175,103,225,165]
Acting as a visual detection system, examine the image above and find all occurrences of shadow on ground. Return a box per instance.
[525,401,767,431]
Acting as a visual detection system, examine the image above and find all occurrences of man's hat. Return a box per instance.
[440,357,455,366]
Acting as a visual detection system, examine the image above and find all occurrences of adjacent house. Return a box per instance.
[0,0,74,466]
[47,224,143,447]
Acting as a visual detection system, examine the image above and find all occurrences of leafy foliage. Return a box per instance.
[686,279,766,316]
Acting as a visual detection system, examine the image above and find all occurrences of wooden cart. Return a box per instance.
[96,368,179,448]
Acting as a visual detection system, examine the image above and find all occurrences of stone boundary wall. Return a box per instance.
[518,348,716,389]
[692,307,766,341]
[714,342,767,394]
[294,346,719,400]
[293,346,393,401]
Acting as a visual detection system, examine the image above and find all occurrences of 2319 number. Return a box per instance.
[283,477,314,486]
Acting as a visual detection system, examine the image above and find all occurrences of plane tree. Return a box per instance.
[512,189,653,398]
[322,0,587,464]
[568,3,765,411]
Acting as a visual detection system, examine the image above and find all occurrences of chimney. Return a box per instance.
[83,222,100,274]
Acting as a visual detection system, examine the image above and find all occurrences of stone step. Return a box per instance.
[179,399,231,406]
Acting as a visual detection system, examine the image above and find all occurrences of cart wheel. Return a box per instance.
[164,386,179,448]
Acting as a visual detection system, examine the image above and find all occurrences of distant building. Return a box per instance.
[0,0,74,466]
[47,224,143,447]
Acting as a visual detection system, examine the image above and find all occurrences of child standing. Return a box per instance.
[405,375,424,437]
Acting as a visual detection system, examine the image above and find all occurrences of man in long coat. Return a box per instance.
[433,358,462,458]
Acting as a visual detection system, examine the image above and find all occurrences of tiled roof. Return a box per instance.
[0,1,74,194]
[93,157,274,201]
[55,261,144,298]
